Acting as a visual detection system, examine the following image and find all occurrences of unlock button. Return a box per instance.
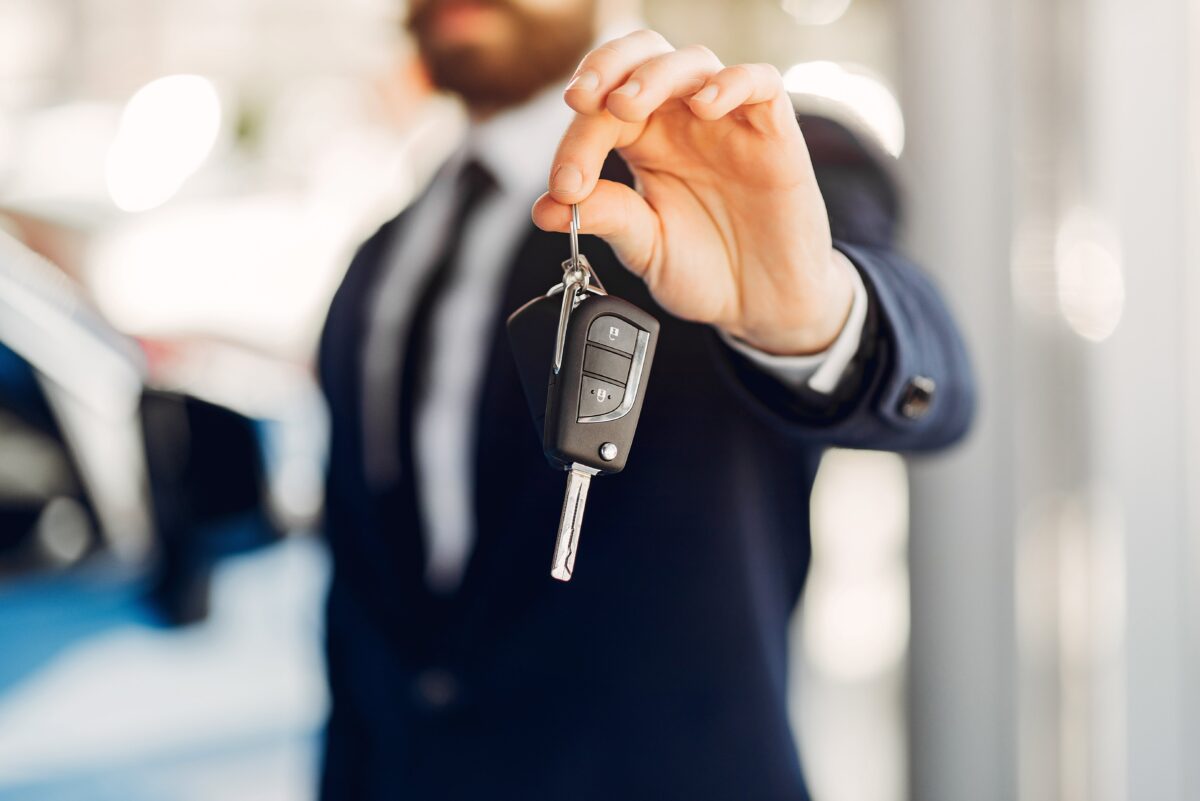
[587,315,638,355]
[579,377,623,417]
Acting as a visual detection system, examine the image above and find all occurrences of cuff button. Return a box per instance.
[899,375,936,420]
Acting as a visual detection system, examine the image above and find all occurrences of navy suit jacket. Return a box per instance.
[317,115,974,801]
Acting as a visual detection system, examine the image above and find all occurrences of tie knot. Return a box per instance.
[455,159,496,221]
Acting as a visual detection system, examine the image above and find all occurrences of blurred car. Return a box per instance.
[0,228,278,624]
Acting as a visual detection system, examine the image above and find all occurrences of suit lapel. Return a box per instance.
[319,213,407,482]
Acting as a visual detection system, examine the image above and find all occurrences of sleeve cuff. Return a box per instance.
[715,249,869,395]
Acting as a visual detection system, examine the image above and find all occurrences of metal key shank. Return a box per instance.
[550,464,598,582]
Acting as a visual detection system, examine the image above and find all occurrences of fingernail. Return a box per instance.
[692,85,719,104]
[551,164,583,194]
[565,70,600,92]
[611,79,641,98]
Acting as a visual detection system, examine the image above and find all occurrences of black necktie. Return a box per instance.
[396,159,496,482]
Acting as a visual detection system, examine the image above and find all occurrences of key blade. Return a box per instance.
[551,465,595,581]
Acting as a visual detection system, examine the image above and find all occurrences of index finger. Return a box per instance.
[548,110,632,204]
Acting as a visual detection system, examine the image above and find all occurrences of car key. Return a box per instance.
[543,279,658,581]
[506,205,659,581]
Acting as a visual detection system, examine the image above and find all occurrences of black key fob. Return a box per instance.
[507,292,659,474]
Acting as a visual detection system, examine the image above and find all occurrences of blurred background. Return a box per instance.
[0,1,1197,800]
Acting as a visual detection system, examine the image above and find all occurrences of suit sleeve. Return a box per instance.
[712,114,976,453]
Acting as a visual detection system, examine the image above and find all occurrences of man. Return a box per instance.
[318,1,974,799]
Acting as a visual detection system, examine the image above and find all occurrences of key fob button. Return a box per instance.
[587,315,638,355]
[579,376,623,416]
[583,345,632,385]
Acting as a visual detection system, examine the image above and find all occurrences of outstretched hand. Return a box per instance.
[531,29,855,356]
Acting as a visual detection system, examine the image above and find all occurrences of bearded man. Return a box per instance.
[317,1,975,798]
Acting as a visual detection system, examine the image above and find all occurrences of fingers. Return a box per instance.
[564,29,787,131]
[549,30,795,204]
[603,44,725,123]
[551,40,725,204]
[686,63,794,135]
[565,35,725,124]
[531,180,659,280]
[564,29,675,115]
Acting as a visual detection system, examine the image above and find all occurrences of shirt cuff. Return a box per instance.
[716,249,869,395]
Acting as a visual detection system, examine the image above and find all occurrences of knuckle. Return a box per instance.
[630,28,671,49]
[756,63,784,88]
[682,43,717,62]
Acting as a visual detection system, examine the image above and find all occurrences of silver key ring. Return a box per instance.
[551,202,608,374]
[561,203,606,293]
[569,203,581,269]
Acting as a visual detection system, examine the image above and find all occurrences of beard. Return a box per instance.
[405,0,596,112]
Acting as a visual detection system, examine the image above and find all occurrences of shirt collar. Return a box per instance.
[459,79,575,200]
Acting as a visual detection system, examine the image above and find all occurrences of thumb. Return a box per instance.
[531,179,659,280]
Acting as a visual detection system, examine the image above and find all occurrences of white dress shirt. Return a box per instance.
[362,81,869,593]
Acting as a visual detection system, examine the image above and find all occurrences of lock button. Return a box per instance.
[587,315,638,355]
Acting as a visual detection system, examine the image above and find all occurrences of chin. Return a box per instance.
[410,0,594,111]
